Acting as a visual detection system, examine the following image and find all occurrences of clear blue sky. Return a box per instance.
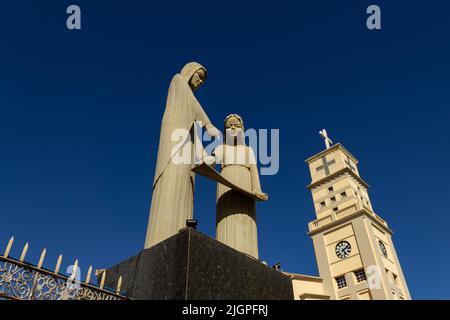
[1,1,449,299]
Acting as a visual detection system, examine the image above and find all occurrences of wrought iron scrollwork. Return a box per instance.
[0,257,126,300]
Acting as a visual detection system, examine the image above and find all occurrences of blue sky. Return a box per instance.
[1,1,449,299]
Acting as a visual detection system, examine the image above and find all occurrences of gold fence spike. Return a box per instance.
[37,248,46,269]
[54,254,63,274]
[99,270,106,290]
[4,236,14,259]
[116,276,122,294]
[19,242,29,262]
[85,265,93,284]
[70,259,79,280]
[94,268,105,277]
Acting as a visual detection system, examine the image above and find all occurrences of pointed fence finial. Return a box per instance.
[116,276,122,295]
[3,236,14,259]
[54,254,63,274]
[85,265,93,284]
[70,259,79,281]
[19,242,29,262]
[37,248,47,269]
[99,270,106,290]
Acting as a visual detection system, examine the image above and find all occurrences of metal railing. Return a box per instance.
[0,237,128,300]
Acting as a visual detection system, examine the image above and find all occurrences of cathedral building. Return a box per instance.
[285,133,411,300]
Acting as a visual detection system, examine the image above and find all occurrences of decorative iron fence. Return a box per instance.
[0,237,128,300]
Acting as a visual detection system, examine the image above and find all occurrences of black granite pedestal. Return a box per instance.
[103,227,293,300]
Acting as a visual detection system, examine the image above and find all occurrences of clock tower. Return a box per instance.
[305,130,411,300]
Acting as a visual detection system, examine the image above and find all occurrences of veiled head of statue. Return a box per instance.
[180,62,207,91]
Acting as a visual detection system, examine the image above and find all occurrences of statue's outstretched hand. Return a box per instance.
[253,189,269,201]
[205,124,220,138]
[203,155,217,167]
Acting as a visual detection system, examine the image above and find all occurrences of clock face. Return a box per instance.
[379,241,388,258]
[335,241,351,259]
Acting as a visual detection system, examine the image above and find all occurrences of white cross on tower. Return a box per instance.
[319,129,333,149]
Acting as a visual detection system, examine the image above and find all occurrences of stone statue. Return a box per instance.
[212,114,267,258]
[144,62,220,249]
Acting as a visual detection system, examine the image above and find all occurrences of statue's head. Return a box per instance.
[224,114,245,145]
[180,62,207,91]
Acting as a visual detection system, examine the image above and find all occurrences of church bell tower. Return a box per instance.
[306,130,411,300]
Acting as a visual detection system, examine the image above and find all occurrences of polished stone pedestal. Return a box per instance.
[103,227,293,300]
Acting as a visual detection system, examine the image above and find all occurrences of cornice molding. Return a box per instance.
[305,143,358,164]
[307,209,393,237]
[307,167,370,190]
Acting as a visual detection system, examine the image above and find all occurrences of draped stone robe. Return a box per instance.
[214,144,263,258]
[144,63,212,249]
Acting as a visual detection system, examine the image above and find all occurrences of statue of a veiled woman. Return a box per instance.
[144,62,219,249]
